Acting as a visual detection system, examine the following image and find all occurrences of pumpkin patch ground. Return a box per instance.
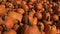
[0,0,60,34]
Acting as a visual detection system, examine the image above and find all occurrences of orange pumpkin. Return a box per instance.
[23,5,29,11]
[17,8,25,14]
[35,11,42,19]
[5,16,15,29]
[21,25,40,34]
[45,25,57,34]
[0,5,7,16]
[51,14,59,21]
[8,12,23,22]
[21,18,40,34]
[22,1,27,5]
[36,2,43,10]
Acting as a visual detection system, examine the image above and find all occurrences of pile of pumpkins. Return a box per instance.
[0,0,60,34]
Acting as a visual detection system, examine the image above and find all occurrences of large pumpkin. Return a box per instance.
[20,18,40,34]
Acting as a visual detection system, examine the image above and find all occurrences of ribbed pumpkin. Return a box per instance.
[20,18,40,34]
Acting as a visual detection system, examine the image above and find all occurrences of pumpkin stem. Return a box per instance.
[48,16,50,21]
[28,18,32,26]
[2,22,10,32]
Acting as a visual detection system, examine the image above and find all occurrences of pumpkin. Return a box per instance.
[0,5,7,16]
[5,16,15,29]
[23,5,29,11]
[22,1,27,5]
[45,25,57,34]
[8,12,23,23]
[35,11,42,19]
[51,14,59,21]
[36,2,43,10]
[21,19,40,34]
[17,8,25,14]
[2,22,17,34]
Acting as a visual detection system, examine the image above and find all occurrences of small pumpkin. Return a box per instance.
[35,11,42,19]
[23,5,29,11]
[17,8,25,14]
[51,14,59,21]
[36,2,43,10]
